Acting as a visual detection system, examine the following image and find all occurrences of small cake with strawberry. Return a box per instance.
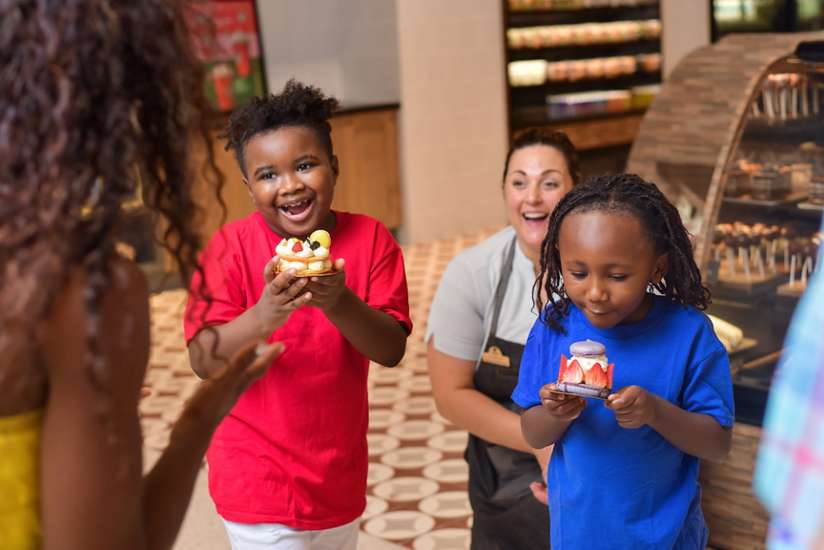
[274,229,334,276]
[556,340,614,399]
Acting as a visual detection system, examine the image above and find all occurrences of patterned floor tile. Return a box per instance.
[412,529,472,550]
[142,229,500,549]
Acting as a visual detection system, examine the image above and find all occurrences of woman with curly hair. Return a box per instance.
[0,2,285,549]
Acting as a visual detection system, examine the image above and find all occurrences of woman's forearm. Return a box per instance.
[648,397,732,461]
[435,385,535,453]
[141,423,212,550]
[521,405,573,449]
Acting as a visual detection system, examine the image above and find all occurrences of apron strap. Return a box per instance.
[487,236,518,339]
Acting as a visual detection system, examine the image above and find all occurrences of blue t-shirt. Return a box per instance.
[512,295,734,549]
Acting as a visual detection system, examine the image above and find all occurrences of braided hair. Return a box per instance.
[534,173,710,332]
[222,79,339,176]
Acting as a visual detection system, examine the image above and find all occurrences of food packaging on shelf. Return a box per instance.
[630,83,660,109]
[546,90,631,120]
[508,60,548,87]
[637,52,661,73]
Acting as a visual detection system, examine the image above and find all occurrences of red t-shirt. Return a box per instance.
[184,211,412,528]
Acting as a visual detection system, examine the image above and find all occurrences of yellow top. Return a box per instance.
[0,409,42,550]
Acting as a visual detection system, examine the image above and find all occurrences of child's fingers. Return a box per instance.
[271,274,307,299]
[334,257,345,271]
[607,387,638,410]
[550,398,585,418]
[263,257,278,284]
[540,384,567,401]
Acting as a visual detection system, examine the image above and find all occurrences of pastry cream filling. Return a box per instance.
[572,355,608,372]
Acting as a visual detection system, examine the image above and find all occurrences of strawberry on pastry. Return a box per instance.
[556,340,614,399]
[274,229,334,276]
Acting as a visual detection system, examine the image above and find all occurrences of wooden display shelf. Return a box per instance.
[534,112,644,150]
[776,280,808,297]
[722,190,808,208]
[742,116,824,143]
[699,423,769,550]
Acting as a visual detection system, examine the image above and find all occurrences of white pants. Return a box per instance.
[223,518,359,550]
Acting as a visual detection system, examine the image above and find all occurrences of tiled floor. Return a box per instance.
[141,229,499,549]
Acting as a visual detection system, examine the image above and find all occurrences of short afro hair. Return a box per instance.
[221,79,339,175]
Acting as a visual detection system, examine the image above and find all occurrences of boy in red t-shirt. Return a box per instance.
[184,80,412,549]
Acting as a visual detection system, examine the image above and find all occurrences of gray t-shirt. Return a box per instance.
[426,226,540,365]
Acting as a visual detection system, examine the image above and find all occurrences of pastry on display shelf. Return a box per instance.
[707,314,745,354]
[712,222,822,291]
[506,20,660,50]
[508,60,547,87]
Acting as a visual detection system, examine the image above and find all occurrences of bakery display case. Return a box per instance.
[712,0,824,41]
[627,32,824,549]
[503,0,662,151]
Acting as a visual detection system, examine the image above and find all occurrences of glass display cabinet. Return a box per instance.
[627,32,824,550]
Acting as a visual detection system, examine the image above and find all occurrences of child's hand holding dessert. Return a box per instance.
[606,386,660,429]
[305,257,347,312]
[539,383,586,421]
[253,260,312,335]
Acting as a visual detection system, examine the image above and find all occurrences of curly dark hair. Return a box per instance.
[222,79,340,176]
[503,128,582,185]
[535,173,711,332]
[0,1,223,402]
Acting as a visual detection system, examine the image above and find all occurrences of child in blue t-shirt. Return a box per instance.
[512,173,735,550]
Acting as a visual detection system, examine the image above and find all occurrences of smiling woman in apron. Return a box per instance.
[426,129,580,549]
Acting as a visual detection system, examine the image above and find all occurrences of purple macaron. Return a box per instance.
[569,340,606,357]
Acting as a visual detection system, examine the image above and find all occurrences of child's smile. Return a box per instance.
[243,126,337,238]
[558,210,667,329]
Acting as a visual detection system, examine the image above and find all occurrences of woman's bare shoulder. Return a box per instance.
[40,256,150,383]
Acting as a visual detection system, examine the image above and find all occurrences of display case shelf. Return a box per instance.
[507,38,660,62]
[741,116,824,143]
[506,4,658,26]
[511,105,647,129]
[510,71,661,98]
[502,0,661,155]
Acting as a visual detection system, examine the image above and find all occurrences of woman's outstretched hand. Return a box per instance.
[173,340,284,436]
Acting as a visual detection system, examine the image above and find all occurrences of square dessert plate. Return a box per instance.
[552,382,610,400]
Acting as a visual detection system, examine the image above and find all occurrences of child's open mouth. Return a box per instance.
[279,198,313,222]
